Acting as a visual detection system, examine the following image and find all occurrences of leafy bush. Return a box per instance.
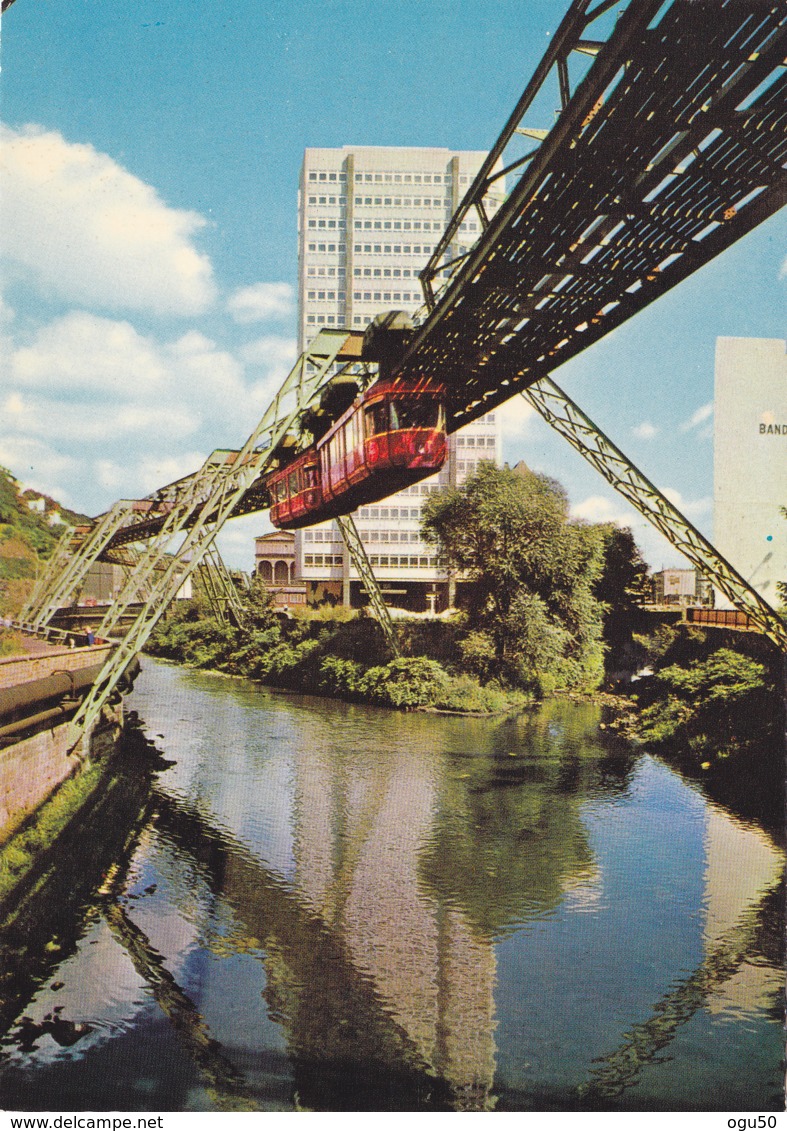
[635,648,774,756]
[317,655,364,697]
[358,657,451,708]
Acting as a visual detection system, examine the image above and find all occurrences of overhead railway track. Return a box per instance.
[409,0,787,424]
[9,0,785,733]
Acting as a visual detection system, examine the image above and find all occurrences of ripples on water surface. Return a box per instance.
[0,659,783,1111]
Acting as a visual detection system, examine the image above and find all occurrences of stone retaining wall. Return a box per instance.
[0,644,113,689]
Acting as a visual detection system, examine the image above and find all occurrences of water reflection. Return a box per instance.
[0,662,781,1112]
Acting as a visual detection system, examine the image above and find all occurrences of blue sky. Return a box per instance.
[1,0,784,569]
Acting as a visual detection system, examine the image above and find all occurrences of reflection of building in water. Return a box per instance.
[285,706,616,1105]
[702,806,784,1015]
[290,732,496,1103]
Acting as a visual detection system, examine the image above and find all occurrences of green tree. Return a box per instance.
[421,462,605,691]
[594,524,650,670]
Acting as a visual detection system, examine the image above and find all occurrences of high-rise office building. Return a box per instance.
[713,336,786,607]
[295,146,504,610]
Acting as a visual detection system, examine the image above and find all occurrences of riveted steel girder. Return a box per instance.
[336,514,400,658]
[409,0,786,429]
[522,377,787,651]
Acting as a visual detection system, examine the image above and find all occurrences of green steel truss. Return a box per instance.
[67,329,355,743]
[17,523,75,626]
[336,514,400,658]
[521,377,787,652]
[196,542,247,628]
[19,503,135,630]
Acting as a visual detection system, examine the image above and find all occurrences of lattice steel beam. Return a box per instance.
[17,523,75,625]
[336,514,400,658]
[521,377,787,651]
[22,503,135,630]
[406,0,786,429]
[197,543,246,629]
[67,330,355,743]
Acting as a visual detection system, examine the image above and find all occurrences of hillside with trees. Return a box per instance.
[0,465,87,617]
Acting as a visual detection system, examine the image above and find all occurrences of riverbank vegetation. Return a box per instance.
[617,622,785,831]
[148,465,651,714]
[147,591,533,713]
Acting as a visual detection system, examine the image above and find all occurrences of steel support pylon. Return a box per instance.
[336,514,400,658]
[19,502,136,631]
[67,329,355,744]
[521,377,787,651]
[17,523,75,626]
[197,543,246,628]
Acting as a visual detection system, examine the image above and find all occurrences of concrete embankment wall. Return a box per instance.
[0,643,113,689]
[0,644,119,847]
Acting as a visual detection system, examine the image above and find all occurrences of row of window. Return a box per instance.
[306,267,344,278]
[307,171,346,182]
[307,219,346,230]
[353,290,420,303]
[354,196,449,209]
[353,242,438,256]
[303,554,440,569]
[457,435,497,448]
[307,196,346,206]
[304,241,442,257]
[358,506,422,520]
[306,314,343,326]
[354,268,419,280]
[307,290,345,301]
[306,170,472,187]
[363,531,425,544]
[302,528,425,545]
[456,458,489,475]
[369,555,439,568]
[355,220,443,232]
[302,532,343,544]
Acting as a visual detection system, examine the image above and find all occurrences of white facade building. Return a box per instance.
[713,337,786,608]
[296,146,504,610]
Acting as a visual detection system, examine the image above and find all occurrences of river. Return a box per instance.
[0,658,783,1112]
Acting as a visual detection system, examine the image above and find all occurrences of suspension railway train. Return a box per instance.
[263,374,447,530]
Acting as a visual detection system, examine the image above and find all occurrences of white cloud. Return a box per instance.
[240,335,298,369]
[498,394,536,440]
[660,487,712,519]
[0,435,79,506]
[680,401,713,432]
[5,312,252,441]
[11,311,167,394]
[571,495,633,526]
[0,124,216,316]
[94,452,205,496]
[227,282,294,324]
[632,421,658,440]
[0,310,271,512]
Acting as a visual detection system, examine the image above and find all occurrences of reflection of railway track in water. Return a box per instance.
[579,882,784,1103]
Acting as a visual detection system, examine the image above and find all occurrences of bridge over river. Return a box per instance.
[9,0,785,745]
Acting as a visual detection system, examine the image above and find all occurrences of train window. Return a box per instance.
[389,399,444,430]
[364,402,389,437]
[288,470,298,496]
[303,464,317,488]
